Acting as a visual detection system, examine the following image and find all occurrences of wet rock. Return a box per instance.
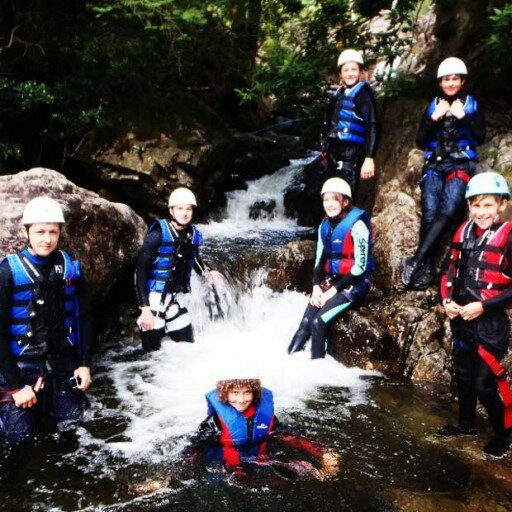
[0,168,146,303]
[266,240,316,294]
[327,305,401,375]
[249,199,276,220]
[85,130,306,221]
[372,179,420,294]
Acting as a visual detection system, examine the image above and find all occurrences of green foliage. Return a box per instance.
[486,4,512,68]
[376,70,417,99]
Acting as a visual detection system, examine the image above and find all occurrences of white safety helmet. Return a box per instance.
[321,177,352,199]
[465,172,510,200]
[168,187,197,207]
[437,57,468,79]
[337,49,364,69]
[21,196,65,225]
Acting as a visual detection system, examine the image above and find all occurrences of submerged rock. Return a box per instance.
[0,168,146,302]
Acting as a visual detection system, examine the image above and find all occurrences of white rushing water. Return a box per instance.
[92,156,374,462]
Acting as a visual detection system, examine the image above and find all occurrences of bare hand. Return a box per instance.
[318,451,340,479]
[443,299,462,319]
[12,377,43,408]
[432,99,450,121]
[319,286,337,308]
[74,366,92,391]
[138,306,155,331]
[360,157,375,180]
[310,285,323,307]
[205,270,224,284]
[450,99,466,119]
[460,301,484,321]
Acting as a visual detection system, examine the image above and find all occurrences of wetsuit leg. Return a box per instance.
[165,300,194,343]
[49,355,85,425]
[420,168,443,226]
[437,169,471,220]
[452,341,477,429]
[475,346,508,435]
[141,328,165,352]
[287,303,317,354]
[0,361,43,443]
[310,292,353,359]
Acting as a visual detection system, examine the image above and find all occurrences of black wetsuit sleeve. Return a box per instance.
[416,105,437,149]
[331,272,361,291]
[459,105,485,145]
[313,253,325,286]
[355,87,379,157]
[0,261,24,389]
[134,227,162,307]
[77,272,93,368]
[482,231,512,310]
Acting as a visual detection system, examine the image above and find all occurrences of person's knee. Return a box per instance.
[52,387,85,424]
[0,404,37,444]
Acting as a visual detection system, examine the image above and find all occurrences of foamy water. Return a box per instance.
[89,154,374,462]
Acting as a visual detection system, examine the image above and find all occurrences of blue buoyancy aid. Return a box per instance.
[319,207,374,277]
[5,249,81,357]
[424,95,478,162]
[332,81,373,145]
[205,388,274,447]
[146,219,203,294]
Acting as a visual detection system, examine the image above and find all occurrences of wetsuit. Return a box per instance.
[440,220,512,438]
[134,220,206,351]
[324,81,379,208]
[288,207,373,359]
[0,249,92,443]
[405,92,486,289]
[188,393,324,473]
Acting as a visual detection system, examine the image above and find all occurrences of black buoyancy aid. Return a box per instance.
[447,219,512,302]
[319,207,374,277]
[331,81,374,145]
[146,219,202,295]
[5,249,81,358]
[424,95,478,162]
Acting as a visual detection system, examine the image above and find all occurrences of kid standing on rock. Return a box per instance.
[402,57,485,290]
[323,49,379,207]
[437,172,512,458]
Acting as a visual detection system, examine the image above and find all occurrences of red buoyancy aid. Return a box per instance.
[446,219,512,302]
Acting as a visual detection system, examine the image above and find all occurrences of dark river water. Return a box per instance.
[1,158,511,511]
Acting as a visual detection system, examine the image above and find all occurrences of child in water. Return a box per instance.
[189,377,340,478]
[288,177,373,358]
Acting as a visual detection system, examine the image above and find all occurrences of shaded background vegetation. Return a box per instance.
[0,0,510,172]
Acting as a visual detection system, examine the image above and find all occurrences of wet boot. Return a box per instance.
[435,423,479,438]
[483,435,511,458]
[402,215,450,289]
[410,258,437,291]
[287,318,311,354]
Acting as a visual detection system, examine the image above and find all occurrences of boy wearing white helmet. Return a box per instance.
[437,172,512,458]
[322,48,379,207]
[135,187,222,352]
[287,177,374,358]
[0,197,92,443]
[402,57,486,290]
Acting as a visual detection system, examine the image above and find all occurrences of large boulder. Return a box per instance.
[0,168,146,303]
[77,130,306,222]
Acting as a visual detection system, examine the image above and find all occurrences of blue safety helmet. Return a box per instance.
[465,172,510,200]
